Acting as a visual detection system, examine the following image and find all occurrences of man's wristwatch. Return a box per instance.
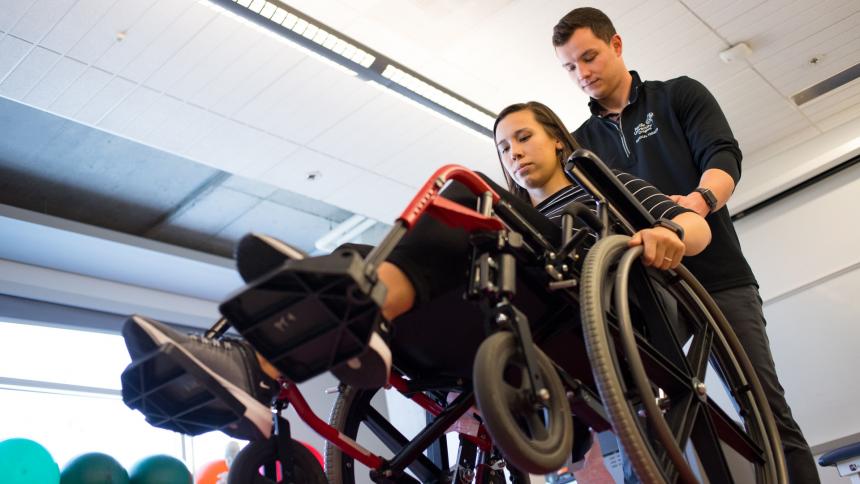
[694,187,718,213]
[653,218,685,241]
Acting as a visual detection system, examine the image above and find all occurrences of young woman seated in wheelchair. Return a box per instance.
[121,101,710,442]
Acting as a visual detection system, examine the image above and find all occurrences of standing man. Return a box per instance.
[551,7,818,483]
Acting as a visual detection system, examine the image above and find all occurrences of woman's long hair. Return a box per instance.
[492,101,581,203]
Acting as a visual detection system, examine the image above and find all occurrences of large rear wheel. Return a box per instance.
[580,235,786,483]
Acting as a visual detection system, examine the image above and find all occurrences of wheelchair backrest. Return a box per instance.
[564,149,656,233]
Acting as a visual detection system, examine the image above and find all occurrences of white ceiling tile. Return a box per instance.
[742,0,858,62]
[145,14,241,94]
[182,118,298,177]
[166,24,262,101]
[374,122,498,189]
[0,46,59,99]
[812,101,860,132]
[76,75,136,125]
[120,2,216,84]
[10,0,77,43]
[48,66,112,118]
[719,0,814,45]
[782,36,860,97]
[690,0,766,30]
[190,34,292,112]
[256,66,382,144]
[236,131,304,179]
[143,102,218,154]
[800,77,860,121]
[0,35,33,81]
[23,54,86,108]
[262,147,366,200]
[66,0,154,65]
[307,88,438,169]
[0,1,33,33]
[96,84,159,132]
[751,5,860,80]
[230,55,322,127]
[95,0,194,75]
[210,40,307,118]
[40,0,116,54]
[120,93,185,144]
[323,171,415,223]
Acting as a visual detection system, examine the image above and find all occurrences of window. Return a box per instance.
[0,320,243,475]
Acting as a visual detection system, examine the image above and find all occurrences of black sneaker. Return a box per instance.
[235,233,309,283]
[330,330,392,389]
[121,315,278,440]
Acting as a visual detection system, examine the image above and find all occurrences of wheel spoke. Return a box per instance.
[689,406,735,484]
[502,378,525,411]
[524,410,549,441]
[685,326,713,381]
[664,393,700,452]
[613,325,691,393]
[703,397,766,464]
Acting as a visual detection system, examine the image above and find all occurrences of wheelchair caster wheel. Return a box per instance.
[473,331,572,474]
[228,438,326,484]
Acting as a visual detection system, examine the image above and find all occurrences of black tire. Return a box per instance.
[472,331,572,474]
[325,384,376,484]
[580,235,785,483]
[227,438,327,484]
[580,235,664,482]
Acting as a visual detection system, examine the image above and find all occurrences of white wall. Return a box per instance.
[734,161,860,453]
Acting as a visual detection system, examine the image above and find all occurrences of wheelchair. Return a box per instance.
[120,149,787,483]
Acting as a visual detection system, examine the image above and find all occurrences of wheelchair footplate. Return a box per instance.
[219,248,387,383]
[120,343,253,438]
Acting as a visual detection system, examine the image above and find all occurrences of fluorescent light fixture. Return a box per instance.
[314,214,377,253]
[381,65,495,130]
[207,0,495,136]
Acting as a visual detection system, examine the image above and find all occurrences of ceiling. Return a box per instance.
[1,0,860,458]
[0,0,858,232]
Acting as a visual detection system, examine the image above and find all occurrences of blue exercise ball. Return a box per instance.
[61,452,129,483]
[0,438,60,484]
[129,455,191,484]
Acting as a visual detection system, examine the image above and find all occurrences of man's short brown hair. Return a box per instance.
[552,7,616,46]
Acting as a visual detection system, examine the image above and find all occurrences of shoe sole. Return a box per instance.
[122,316,272,440]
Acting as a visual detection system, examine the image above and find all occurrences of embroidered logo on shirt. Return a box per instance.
[633,112,659,143]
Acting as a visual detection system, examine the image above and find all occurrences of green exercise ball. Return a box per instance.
[129,455,191,484]
[0,438,60,484]
[61,452,129,484]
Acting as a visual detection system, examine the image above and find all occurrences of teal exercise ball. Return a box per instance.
[0,438,60,484]
[129,455,191,484]
[61,452,129,484]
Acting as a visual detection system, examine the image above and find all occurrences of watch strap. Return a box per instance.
[694,187,717,212]
[652,218,685,241]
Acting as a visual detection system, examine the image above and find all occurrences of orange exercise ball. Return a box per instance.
[194,460,227,484]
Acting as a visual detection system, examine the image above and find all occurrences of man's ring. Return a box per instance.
[663,257,672,262]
